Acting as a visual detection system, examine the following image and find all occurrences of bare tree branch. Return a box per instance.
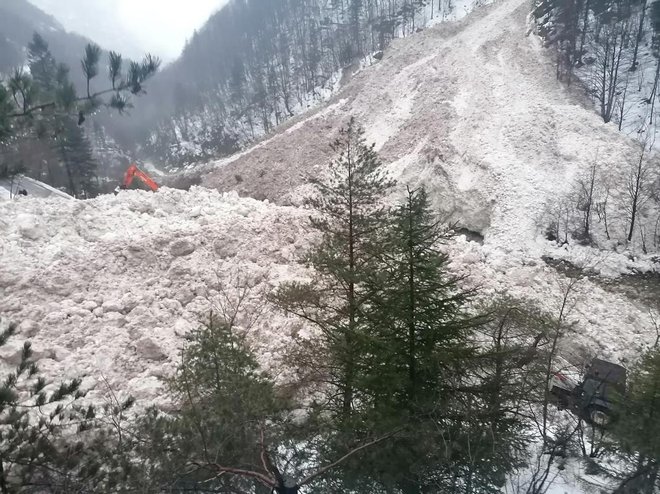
[298,430,399,486]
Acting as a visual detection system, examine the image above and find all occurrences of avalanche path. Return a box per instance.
[0,0,658,409]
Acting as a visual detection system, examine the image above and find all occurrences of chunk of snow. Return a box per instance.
[134,337,167,361]
[16,214,41,240]
[169,239,196,257]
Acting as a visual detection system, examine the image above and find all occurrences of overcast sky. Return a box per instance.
[116,0,226,59]
[30,0,228,61]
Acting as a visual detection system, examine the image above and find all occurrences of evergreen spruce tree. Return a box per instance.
[363,186,474,415]
[338,186,481,492]
[611,347,660,492]
[274,117,395,424]
[27,33,58,96]
[128,314,286,493]
[55,120,99,198]
[332,189,531,493]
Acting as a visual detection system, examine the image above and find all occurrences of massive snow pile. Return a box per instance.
[0,188,310,405]
[0,186,657,410]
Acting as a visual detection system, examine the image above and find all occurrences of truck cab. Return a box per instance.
[575,358,627,426]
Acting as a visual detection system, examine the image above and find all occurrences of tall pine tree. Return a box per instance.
[274,117,394,423]
[364,186,475,414]
[54,120,99,198]
[27,33,58,96]
[341,186,482,493]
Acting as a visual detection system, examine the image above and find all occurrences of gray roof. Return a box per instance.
[0,176,73,200]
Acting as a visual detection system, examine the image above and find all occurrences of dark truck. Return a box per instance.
[550,357,627,426]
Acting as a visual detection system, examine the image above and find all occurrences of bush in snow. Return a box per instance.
[0,319,134,492]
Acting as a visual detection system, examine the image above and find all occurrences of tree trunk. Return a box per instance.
[583,163,597,238]
[628,151,645,242]
[407,195,417,406]
[648,58,660,125]
[600,36,610,120]
[631,0,648,71]
[344,141,356,419]
[577,0,591,66]
[619,73,629,131]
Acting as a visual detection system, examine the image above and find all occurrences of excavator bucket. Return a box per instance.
[122,163,159,192]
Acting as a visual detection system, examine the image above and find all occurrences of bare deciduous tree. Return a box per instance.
[576,160,599,242]
[626,143,654,242]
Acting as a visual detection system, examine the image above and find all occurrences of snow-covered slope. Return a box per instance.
[0,176,73,200]
[0,0,658,411]
[198,0,660,359]
[203,0,636,247]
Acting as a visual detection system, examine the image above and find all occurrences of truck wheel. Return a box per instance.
[588,406,610,427]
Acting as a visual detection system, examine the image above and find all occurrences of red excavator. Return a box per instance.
[121,163,159,192]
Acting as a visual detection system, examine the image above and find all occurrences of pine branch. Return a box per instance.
[9,88,124,118]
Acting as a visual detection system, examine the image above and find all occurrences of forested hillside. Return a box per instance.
[534,0,660,137]
[0,0,106,89]
[531,0,660,256]
[111,0,470,167]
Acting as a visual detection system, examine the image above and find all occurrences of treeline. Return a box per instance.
[114,0,461,167]
[3,120,659,493]
[534,0,660,127]
[543,141,660,252]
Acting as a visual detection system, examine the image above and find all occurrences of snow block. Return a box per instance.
[169,239,196,257]
[16,214,42,240]
[213,238,238,259]
[0,340,26,365]
[174,287,195,306]
[134,337,167,361]
[103,312,126,328]
[18,319,39,338]
[82,300,98,311]
[102,299,123,313]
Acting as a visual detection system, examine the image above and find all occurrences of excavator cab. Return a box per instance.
[120,163,159,192]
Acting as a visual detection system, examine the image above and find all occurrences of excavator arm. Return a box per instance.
[122,164,159,192]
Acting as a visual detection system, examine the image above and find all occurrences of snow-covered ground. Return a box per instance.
[573,10,660,149]
[1,0,659,490]
[0,176,73,200]
[0,188,310,406]
[1,0,656,414]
